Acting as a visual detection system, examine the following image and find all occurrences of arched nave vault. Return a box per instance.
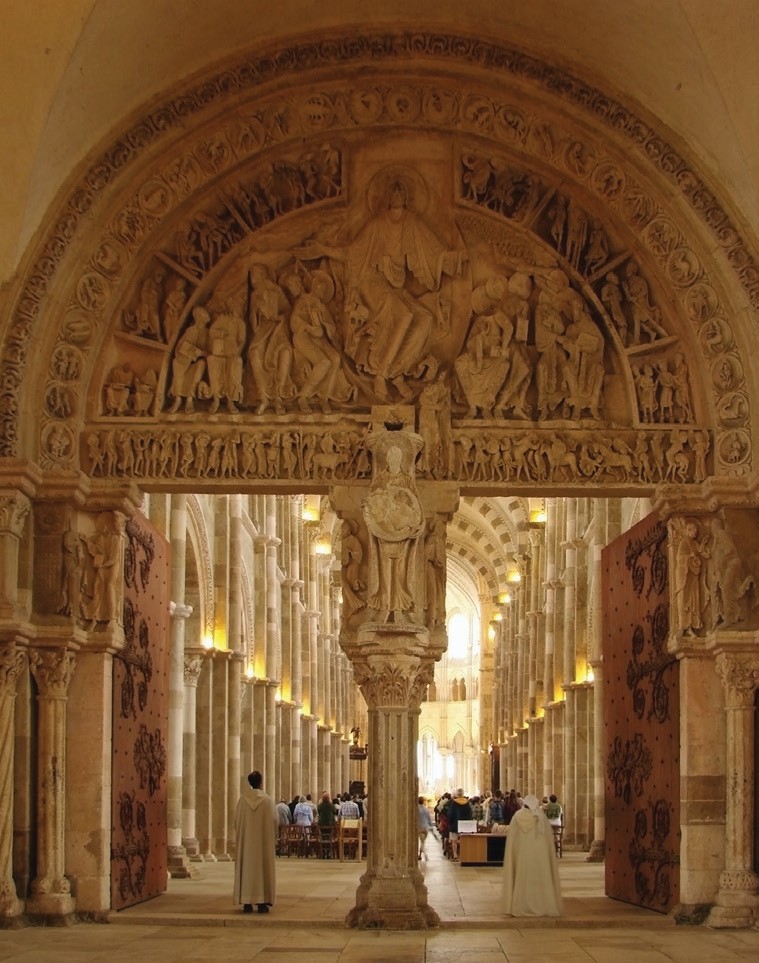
[1,24,759,932]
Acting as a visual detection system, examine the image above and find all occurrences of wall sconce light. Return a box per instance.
[302,506,320,522]
[497,591,511,605]
[507,570,521,584]
[245,664,255,680]
[202,633,214,650]
[314,539,332,556]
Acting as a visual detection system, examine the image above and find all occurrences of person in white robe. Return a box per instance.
[501,793,562,916]
[233,770,278,914]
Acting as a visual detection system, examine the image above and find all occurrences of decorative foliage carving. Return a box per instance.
[125,516,156,593]
[607,732,653,806]
[111,790,150,902]
[119,600,153,720]
[624,519,668,599]
[629,798,679,910]
[29,649,76,699]
[133,723,167,797]
[627,604,672,724]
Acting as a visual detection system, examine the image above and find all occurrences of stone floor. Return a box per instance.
[2,848,759,961]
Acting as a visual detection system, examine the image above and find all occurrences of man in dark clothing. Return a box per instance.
[447,787,473,861]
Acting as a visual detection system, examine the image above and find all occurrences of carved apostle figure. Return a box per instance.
[82,514,123,626]
[247,263,294,414]
[207,297,246,413]
[670,517,710,637]
[168,305,210,413]
[362,442,426,623]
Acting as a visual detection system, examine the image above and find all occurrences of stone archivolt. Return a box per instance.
[0,34,753,486]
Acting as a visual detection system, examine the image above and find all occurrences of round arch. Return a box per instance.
[0,29,754,501]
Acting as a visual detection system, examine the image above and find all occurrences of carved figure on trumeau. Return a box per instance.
[707,514,756,630]
[669,516,710,637]
[362,434,425,624]
[424,516,447,630]
[247,263,294,414]
[207,297,245,413]
[340,519,366,616]
[168,306,210,413]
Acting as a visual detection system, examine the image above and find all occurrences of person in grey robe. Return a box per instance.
[501,793,562,917]
[233,770,278,914]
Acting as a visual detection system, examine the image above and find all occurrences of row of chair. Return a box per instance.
[277,819,364,860]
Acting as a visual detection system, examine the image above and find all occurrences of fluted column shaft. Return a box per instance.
[708,650,759,927]
[27,649,76,916]
[0,643,25,917]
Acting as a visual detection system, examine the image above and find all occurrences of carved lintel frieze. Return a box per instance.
[29,648,76,699]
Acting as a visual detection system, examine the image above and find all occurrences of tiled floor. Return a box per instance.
[2,848,759,961]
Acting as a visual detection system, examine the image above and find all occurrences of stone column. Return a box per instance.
[332,424,458,928]
[708,649,759,927]
[0,642,25,918]
[27,648,76,917]
[182,651,203,858]
[167,492,196,878]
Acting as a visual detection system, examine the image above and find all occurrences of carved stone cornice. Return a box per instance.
[28,648,76,698]
[652,475,759,519]
[714,650,759,709]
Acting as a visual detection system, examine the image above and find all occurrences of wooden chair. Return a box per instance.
[316,824,338,859]
[338,818,362,861]
[552,815,564,858]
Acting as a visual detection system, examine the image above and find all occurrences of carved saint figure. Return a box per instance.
[287,271,351,412]
[82,514,123,626]
[670,517,710,637]
[58,527,84,617]
[247,263,294,414]
[168,306,210,413]
[207,298,246,413]
[362,444,425,622]
[424,516,447,629]
[340,519,365,615]
[708,516,755,629]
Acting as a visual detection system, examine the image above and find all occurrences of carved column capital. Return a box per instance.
[183,653,203,687]
[0,642,26,694]
[715,651,759,708]
[29,648,76,698]
[352,653,434,710]
[0,491,30,537]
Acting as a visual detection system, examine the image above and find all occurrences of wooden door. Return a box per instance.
[602,513,680,912]
[110,513,170,910]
